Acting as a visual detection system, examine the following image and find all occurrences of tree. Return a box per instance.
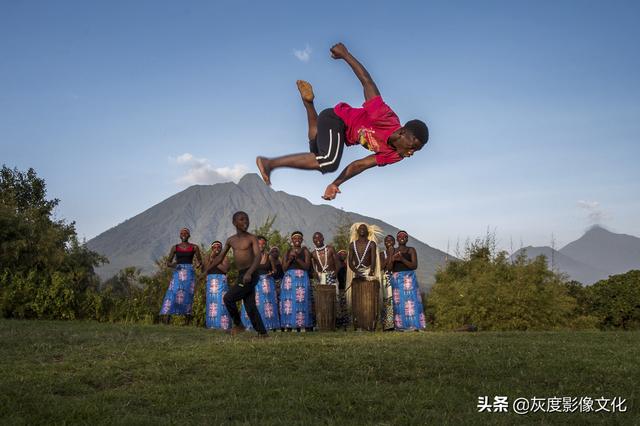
[0,165,105,319]
[331,209,351,252]
[252,215,290,256]
[586,270,640,329]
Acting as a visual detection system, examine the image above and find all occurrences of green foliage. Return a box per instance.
[252,215,290,255]
[0,166,105,320]
[331,210,351,252]
[586,270,640,330]
[427,235,577,330]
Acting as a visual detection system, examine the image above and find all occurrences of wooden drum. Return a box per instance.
[315,284,337,331]
[351,278,380,331]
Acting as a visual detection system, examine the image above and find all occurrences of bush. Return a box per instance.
[427,236,576,331]
[586,270,640,330]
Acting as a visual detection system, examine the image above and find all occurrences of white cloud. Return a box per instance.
[293,44,312,62]
[577,200,609,224]
[171,153,248,185]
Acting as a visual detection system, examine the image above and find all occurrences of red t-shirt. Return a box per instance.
[333,96,402,166]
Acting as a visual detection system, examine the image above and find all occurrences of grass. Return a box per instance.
[0,320,638,425]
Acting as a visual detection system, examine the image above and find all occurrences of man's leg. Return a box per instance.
[243,274,268,335]
[297,80,318,141]
[256,153,320,186]
[256,109,345,185]
[223,282,250,332]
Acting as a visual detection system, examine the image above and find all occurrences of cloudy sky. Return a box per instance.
[1,0,639,253]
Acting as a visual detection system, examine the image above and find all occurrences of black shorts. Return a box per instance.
[309,108,346,174]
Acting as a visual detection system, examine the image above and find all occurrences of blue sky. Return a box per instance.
[1,0,639,253]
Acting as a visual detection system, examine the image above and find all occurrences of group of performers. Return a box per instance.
[159,42,431,336]
[159,212,426,336]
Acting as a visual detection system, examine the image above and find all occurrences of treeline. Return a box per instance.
[426,237,640,330]
[1,166,639,330]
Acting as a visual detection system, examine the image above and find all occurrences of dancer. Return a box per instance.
[256,42,429,200]
[241,236,281,331]
[280,231,313,331]
[159,228,203,323]
[347,223,383,331]
[390,231,426,331]
[379,235,396,331]
[310,232,341,330]
[311,232,340,286]
[208,212,268,336]
[204,241,232,330]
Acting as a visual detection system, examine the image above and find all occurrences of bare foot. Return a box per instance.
[256,156,272,185]
[296,80,314,103]
[230,325,246,336]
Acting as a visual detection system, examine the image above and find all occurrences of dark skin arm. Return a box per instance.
[298,247,311,271]
[206,255,229,275]
[329,246,339,273]
[242,236,261,284]
[166,245,177,268]
[385,247,395,272]
[193,245,204,272]
[217,257,230,274]
[310,251,319,279]
[330,42,380,101]
[368,242,377,276]
[348,244,358,273]
[268,255,277,276]
[392,247,418,270]
[323,155,378,200]
[283,249,294,271]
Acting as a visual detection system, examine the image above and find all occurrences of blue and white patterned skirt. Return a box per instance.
[205,273,232,330]
[241,274,281,330]
[279,269,313,328]
[390,270,426,330]
[159,264,196,316]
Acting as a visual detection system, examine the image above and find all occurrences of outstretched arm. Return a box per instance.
[330,43,380,101]
[322,154,377,200]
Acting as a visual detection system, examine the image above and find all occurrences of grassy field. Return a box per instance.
[0,321,638,425]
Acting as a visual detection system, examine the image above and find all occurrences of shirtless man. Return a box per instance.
[348,224,377,278]
[310,232,340,285]
[207,211,267,336]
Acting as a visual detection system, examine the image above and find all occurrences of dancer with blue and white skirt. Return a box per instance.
[205,241,232,330]
[159,228,203,324]
[280,231,313,331]
[389,230,426,331]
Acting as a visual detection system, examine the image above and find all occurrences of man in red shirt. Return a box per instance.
[256,42,429,201]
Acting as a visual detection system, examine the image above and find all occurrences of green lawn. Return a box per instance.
[0,321,638,425]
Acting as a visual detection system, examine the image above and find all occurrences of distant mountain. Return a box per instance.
[511,246,611,285]
[559,225,640,277]
[87,174,450,290]
[510,226,640,285]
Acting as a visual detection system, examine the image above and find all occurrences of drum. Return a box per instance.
[351,278,380,331]
[315,284,337,331]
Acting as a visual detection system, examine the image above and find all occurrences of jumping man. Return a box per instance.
[256,42,429,200]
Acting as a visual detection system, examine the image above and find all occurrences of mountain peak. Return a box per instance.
[238,173,264,186]
[87,177,450,286]
[585,224,611,235]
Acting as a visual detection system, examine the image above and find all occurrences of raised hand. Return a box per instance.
[322,183,341,200]
[330,42,349,60]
